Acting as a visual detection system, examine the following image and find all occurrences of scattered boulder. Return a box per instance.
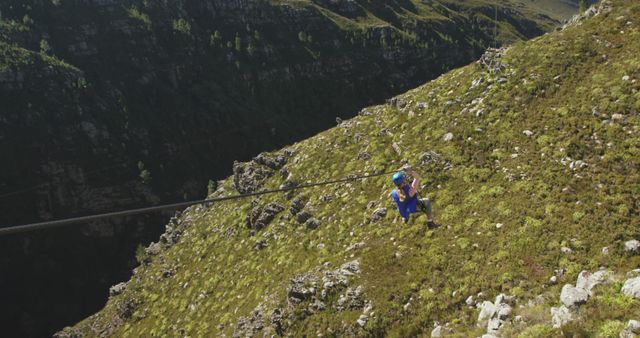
[371,208,387,222]
[477,301,497,327]
[575,270,613,294]
[296,210,313,224]
[419,151,441,165]
[477,47,508,74]
[625,240,640,253]
[551,306,574,328]
[620,320,640,338]
[497,305,512,320]
[287,275,317,304]
[522,130,534,136]
[346,242,365,251]
[466,296,475,306]
[116,297,137,321]
[233,161,273,194]
[442,132,454,142]
[356,314,368,327]
[247,202,284,231]
[487,317,502,333]
[561,246,573,254]
[305,218,321,230]
[336,286,365,310]
[290,197,306,215]
[53,327,83,338]
[269,308,284,335]
[253,152,288,170]
[389,97,407,109]
[109,282,127,297]
[233,306,265,338]
[321,260,360,299]
[431,325,444,338]
[560,284,589,308]
[622,277,640,299]
[145,242,162,256]
[495,293,515,305]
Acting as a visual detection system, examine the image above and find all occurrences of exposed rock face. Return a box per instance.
[560,284,589,308]
[477,294,514,335]
[233,260,363,336]
[625,240,640,253]
[108,282,127,297]
[247,202,285,231]
[575,270,614,295]
[551,306,574,328]
[371,207,387,222]
[551,269,614,328]
[622,277,640,299]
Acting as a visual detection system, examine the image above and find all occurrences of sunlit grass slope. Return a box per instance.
[64,0,640,336]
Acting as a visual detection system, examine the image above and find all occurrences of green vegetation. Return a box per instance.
[0,0,585,336]
[172,18,191,35]
[580,0,589,12]
[127,6,151,29]
[64,0,640,336]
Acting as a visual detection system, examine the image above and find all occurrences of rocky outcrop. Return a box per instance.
[551,269,613,328]
[246,202,285,231]
[232,260,363,336]
[477,294,515,335]
[622,277,640,299]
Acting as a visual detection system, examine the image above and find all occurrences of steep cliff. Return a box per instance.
[58,0,640,336]
[0,0,577,336]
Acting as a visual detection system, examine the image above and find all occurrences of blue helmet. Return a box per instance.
[392,172,405,185]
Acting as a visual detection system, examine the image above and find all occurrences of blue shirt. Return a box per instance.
[391,184,418,220]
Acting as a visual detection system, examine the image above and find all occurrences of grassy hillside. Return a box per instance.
[1,1,575,336]
[61,0,640,336]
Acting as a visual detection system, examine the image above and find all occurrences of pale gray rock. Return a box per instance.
[620,320,640,338]
[497,304,512,320]
[628,320,640,333]
[109,282,127,297]
[560,284,588,308]
[465,295,475,306]
[431,325,444,338]
[551,306,574,328]
[575,270,613,294]
[357,314,368,327]
[487,317,502,332]
[625,240,640,253]
[561,246,573,254]
[477,301,497,327]
[371,208,387,222]
[622,277,640,299]
[443,132,454,142]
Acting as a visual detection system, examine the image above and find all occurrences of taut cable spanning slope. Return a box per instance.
[0,169,403,236]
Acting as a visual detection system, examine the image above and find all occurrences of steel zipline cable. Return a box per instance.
[0,169,399,237]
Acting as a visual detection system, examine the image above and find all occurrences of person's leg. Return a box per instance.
[420,198,433,221]
[420,198,438,228]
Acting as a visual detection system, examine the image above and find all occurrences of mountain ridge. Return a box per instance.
[59,0,640,336]
[0,1,579,336]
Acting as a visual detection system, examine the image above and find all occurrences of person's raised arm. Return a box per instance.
[408,169,420,197]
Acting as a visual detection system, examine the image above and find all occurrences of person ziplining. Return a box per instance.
[390,167,438,228]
